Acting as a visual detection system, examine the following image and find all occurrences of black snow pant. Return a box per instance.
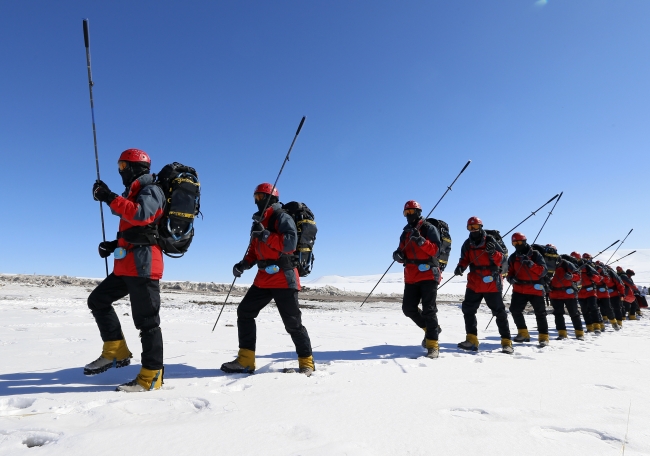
[237,285,312,358]
[630,296,641,316]
[597,297,616,321]
[87,273,163,370]
[509,292,549,335]
[610,296,623,322]
[578,295,600,328]
[461,288,511,340]
[551,298,583,332]
[402,280,439,341]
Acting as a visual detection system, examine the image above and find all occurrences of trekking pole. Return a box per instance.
[500,191,564,300]
[212,116,306,331]
[438,193,560,292]
[358,160,472,308]
[83,19,109,277]
[608,250,637,266]
[605,229,633,265]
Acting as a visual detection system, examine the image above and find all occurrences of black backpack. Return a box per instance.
[532,244,559,276]
[424,218,452,271]
[154,163,201,258]
[561,253,579,266]
[484,229,508,275]
[277,201,317,277]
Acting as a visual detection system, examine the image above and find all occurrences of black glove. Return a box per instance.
[485,241,496,255]
[393,249,405,263]
[232,260,251,278]
[250,222,270,243]
[522,258,534,268]
[92,180,117,204]
[564,272,573,280]
[454,265,464,276]
[410,234,425,247]
[98,240,118,258]
[507,276,518,285]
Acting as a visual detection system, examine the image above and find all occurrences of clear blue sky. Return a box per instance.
[1,1,648,282]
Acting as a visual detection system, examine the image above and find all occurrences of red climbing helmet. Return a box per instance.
[546,243,557,250]
[626,269,635,276]
[511,232,527,243]
[467,216,483,231]
[254,183,279,198]
[570,252,581,260]
[616,266,624,273]
[582,253,592,260]
[118,148,151,165]
[403,200,422,215]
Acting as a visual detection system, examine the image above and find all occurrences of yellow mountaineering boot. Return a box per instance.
[514,328,530,343]
[221,348,256,374]
[575,330,585,341]
[586,324,595,333]
[602,316,609,324]
[284,356,316,376]
[629,314,637,320]
[556,329,568,340]
[538,333,550,348]
[84,339,133,376]
[457,334,479,352]
[617,320,623,327]
[501,338,514,355]
[425,340,439,359]
[116,367,164,392]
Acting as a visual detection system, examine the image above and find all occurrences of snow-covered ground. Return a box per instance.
[1,280,649,455]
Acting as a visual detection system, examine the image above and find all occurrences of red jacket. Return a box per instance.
[618,272,638,303]
[507,247,547,296]
[109,174,165,279]
[457,234,505,293]
[243,203,301,290]
[577,262,602,299]
[397,219,441,284]
[548,260,580,300]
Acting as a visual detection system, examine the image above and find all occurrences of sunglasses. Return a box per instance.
[512,240,525,246]
[254,192,268,202]
[118,160,128,171]
[403,208,419,216]
[467,224,481,232]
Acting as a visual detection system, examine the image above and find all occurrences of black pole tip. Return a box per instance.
[83,19,90,48]
[460,160,471,173]
[295,116,306,136]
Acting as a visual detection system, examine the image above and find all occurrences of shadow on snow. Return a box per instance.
[0,363,223,396]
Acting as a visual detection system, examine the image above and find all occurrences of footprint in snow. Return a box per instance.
[0,397,37,415]
[593,384,619,390]
[440,408,491,420]
[540,426,620,442]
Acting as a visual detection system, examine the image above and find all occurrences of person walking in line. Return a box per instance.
[221,183,314,376]
[85,149,166,392]
[392,201,442,358]
[453,217,513,354]
[506,233,550,347]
